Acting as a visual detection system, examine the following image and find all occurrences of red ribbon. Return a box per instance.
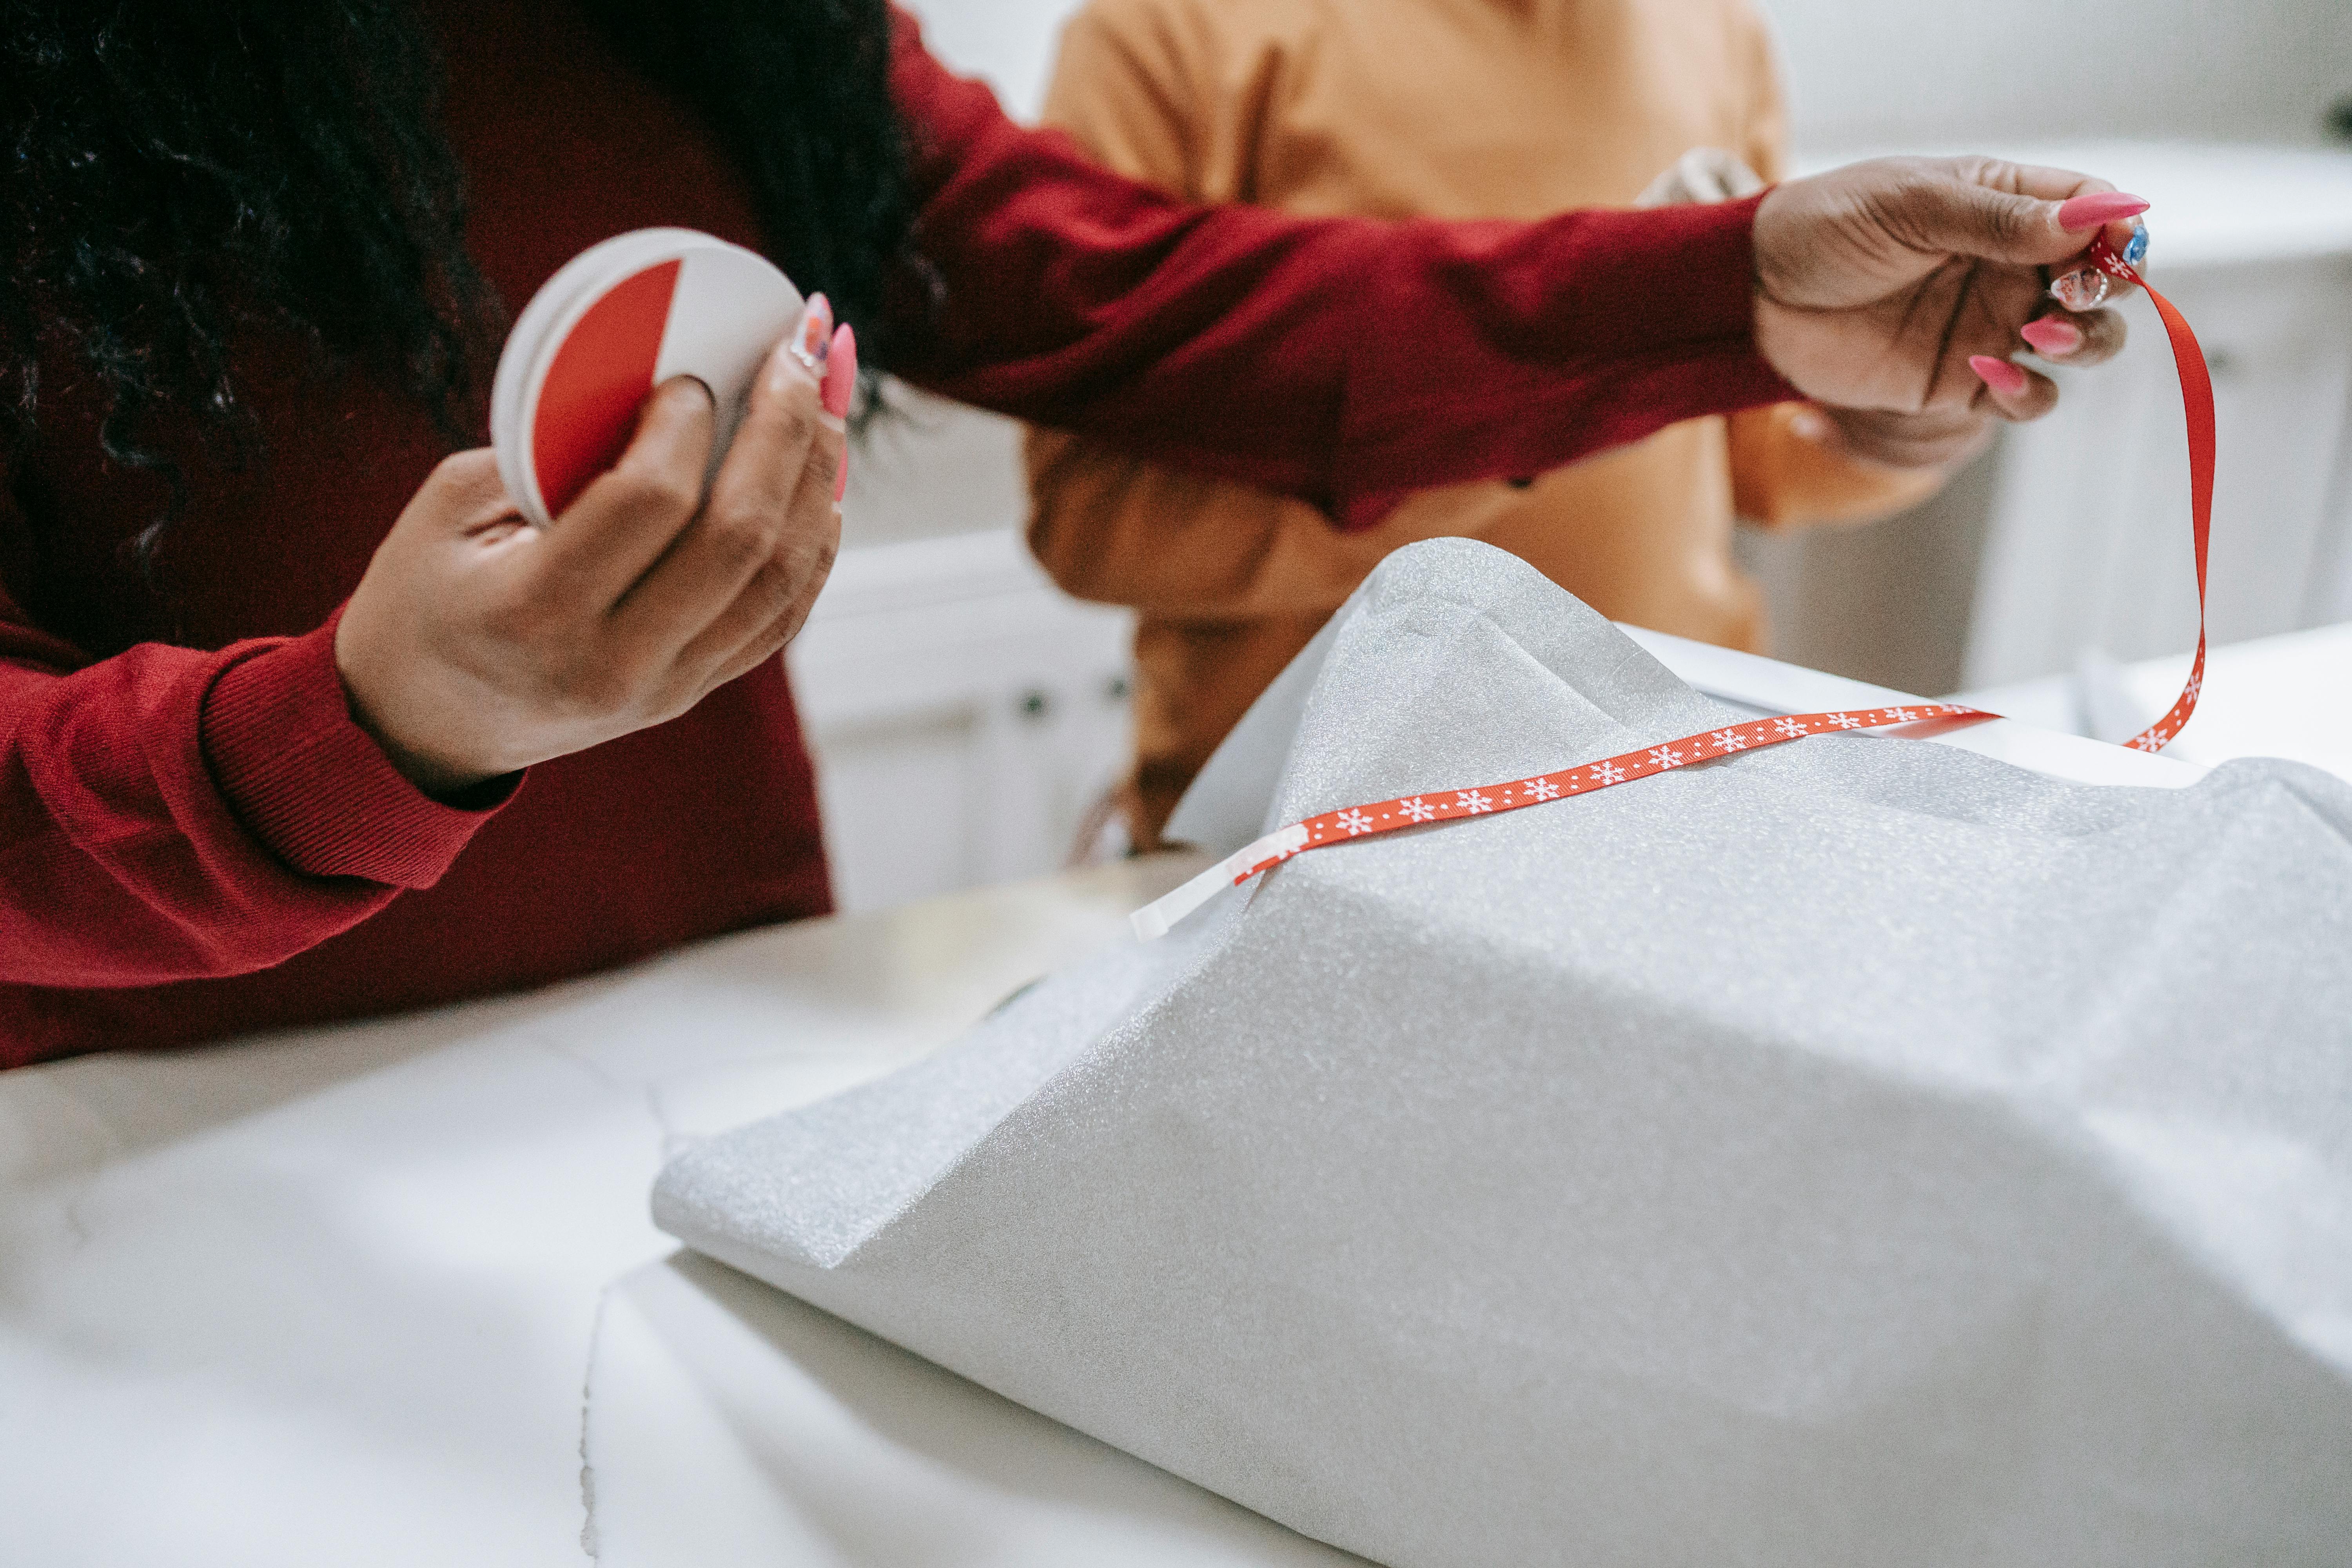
[2093,240,2214,751]
[1133,235,2214,940]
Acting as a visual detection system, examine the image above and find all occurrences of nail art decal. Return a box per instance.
[2049,268,2112,312]
[789,293,833,376]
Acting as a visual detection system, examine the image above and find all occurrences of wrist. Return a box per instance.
[350,716,503,802]
[202,620,514,887]
[331,612,505,801]
[1748,181,1809,316]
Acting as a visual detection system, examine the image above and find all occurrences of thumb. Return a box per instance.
[1891,168,2148,269]
[417,448,520,533]
[1894,181,2078,269]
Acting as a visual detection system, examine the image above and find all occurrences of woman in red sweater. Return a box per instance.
[0,0,2141,1064]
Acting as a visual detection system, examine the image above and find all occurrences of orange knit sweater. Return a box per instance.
[1025,0,1944,841]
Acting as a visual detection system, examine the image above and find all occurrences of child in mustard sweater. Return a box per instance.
[1027,0,1956,844]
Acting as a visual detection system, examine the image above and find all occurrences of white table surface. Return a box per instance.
[6,620,2331,1566]
[0,852,1386,1568]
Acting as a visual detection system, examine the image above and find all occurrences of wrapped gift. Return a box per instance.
[656,539,2352,1567]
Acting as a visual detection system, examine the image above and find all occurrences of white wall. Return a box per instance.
[1764,0,2351,156]
[902,0,2352,149]
[897,0,1086,121]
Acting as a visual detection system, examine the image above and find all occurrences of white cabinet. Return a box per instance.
[791,385,1137,915]
[788,528,1135,913]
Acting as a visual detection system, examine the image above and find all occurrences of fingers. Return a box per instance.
[822,323,857,482]
[1971,294,2125,425]
[1875,256,2043,415]
[1633,147,1765,209]
[530,377,717,606]
[671,390,845,685]
[677,322,857,693]
[413,448,515,526]
[1813,405,1993,470]
[1889,157,2150,274]
[1755,154,2146,432]
[701,530,840,690]
[1966,354,2060,422]
[715,296,844,515]
[670,519,837,688]
[1959,303,2124,431]
[675,323,855,688]
[2018,305,2128,368]
[1917,256,2119,419]
[607,304,837,662]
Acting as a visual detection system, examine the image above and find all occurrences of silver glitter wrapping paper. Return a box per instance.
[656,539,2352,1567]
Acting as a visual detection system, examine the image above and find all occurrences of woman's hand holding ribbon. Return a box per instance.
[1751,156,2149,468]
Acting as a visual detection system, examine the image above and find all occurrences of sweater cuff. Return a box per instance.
[200,617,515,887]
[1617,191,1775,349]
[1515,192,1792,382]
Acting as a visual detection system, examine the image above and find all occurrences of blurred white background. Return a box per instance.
[903,0,2352,150]
[798,0,2352,909]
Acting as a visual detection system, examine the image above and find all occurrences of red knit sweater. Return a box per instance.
[0,1,1790,1065]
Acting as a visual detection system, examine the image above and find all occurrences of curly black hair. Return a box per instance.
[0,0,913,572]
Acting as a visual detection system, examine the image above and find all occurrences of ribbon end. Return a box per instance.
[1131,865,1223,941]
[1131,824,1312,940]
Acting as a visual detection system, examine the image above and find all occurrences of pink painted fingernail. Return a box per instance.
[826,325,856,502]
[2055,192,2149,230]
[822,324,856,420]
[2019,317,2082,357]
[1969,354,2029,397]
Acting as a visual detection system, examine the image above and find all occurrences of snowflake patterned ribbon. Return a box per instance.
[1131,237,2217,942]
[1130,701,1988,939]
